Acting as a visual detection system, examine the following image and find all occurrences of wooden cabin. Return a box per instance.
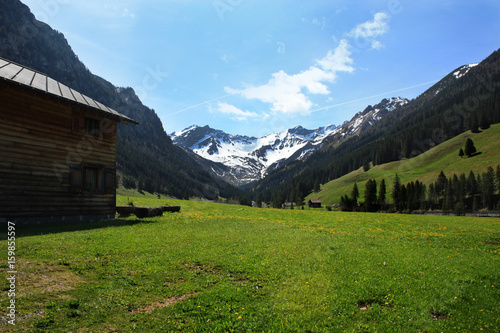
[308,199,322,208]
[282,202,298,209]
[0,57,138,224]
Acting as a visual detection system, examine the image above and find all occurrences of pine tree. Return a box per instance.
[400,185,407,211]
[436,171,447,197]
[443,181,453,212]
[340,195,353,212]
[477,174,483,208]
[313,180,320,193]
[428,183,437,205]
[479,114,490,130]
[496,165,500,194]
[458,148,464,158]
[482,167,495,210]
[392,174,401,211]
[464,138,477,157]
[472,196,479,212]
[467,170,478,197]
[364,179,378,212]
[470,113,479,133]
[458,173,467,203]
[351,183,360,207]
[378,179,386,207]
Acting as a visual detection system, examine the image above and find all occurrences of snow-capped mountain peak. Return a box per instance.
[170,124,338,186]
[339,97,409,136]
[170,97,407,187]
[453,63,479,79]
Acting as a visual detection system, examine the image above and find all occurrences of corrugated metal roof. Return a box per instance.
[0,57,138,125]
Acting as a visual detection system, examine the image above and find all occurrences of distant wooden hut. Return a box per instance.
[308,199,322,208]
[282,202,298,209]
[0,57,138,223]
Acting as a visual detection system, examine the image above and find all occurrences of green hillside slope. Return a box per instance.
[307,124,500,205]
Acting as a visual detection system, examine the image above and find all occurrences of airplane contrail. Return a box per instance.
[309,79,440,113]
[166,79,440,116]
[165,93,234,116]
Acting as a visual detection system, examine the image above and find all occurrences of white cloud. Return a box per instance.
[225,41,354,115]
[277,42,286,54]
[336,7,347,15]
[371,40,383,50]
[225,65,338,115]
[311,17,326,29]
[122,8,135,19]
[224,12,388,116]
[348,12,389,49]
[217,102,259,121]
[316,39,354,73]
[221,54,232,63]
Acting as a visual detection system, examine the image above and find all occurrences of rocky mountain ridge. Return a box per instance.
[171,97,409,187]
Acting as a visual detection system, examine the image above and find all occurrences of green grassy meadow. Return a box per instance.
[307,124,500,205]
[1,195,499,332]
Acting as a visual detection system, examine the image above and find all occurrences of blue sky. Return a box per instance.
[21,0,500,137]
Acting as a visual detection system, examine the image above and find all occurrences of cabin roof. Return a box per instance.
[0,57,138,125]
[308,199,322,204]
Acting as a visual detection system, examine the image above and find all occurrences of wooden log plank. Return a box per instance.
[115,206,136,216]
[163,206,181,213]
[0,119,116,150]
[134,207,165,218]
[0,196,115,203]
[0,138,116,162]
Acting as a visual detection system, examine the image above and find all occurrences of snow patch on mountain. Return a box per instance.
[341,97,408,136]
[453,63,479,79]
[171,97,408,187]
[171,124,337,185]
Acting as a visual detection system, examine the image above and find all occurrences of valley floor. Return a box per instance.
[1,196,499,332]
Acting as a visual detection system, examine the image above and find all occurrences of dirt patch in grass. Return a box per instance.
[231,278,250,284]
[358,302,370,311]
[183,263,225,275]
[357,297,392,311]
[431,311,448,320]
[0,261,84,329]
[13,261,84,298]
[357,299,377,311]
[183,262,251,285]
[132,293,198,313]
[484,241,500,246]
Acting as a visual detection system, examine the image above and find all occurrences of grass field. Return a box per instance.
[1,195,499,332]
[306,124,500,205]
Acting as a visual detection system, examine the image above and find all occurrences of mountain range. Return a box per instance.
[1,0,499,205]
[254,51,500,206]
[171,97,408,187]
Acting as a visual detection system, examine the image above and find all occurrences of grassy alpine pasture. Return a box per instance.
[307,124,500,205]
[1,196,499,332]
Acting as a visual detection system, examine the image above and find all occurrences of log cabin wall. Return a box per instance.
[0,80,119,223]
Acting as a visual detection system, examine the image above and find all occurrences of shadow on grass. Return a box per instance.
[8,217,157,238]
[468,151,483,158]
